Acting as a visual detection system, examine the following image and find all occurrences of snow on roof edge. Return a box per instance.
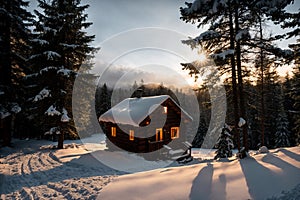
[99,95,193,126]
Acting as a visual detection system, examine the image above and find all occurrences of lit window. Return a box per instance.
[111,127,116,137]
[171,127,179,139]
[163,106,168,114]
[129,130,134,141]
[156,128,163,141]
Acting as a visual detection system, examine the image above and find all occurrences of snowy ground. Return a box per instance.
[100,147,300,200]
[0,134,299,200]
[0,134,122,199]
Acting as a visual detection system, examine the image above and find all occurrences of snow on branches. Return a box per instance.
[182,30,221,49]
[45,127,61,135]
[33,88,51,102]
[45,105,61,116]
[61,108,70,123]
[43,51,61,60]
[211,49,235,60]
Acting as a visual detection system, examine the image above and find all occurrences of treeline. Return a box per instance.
[195,75,299,150]
[97,71,299,150]
[0,0,96,148]
[180,0,299,153]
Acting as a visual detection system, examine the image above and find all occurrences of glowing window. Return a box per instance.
[111,127,116,137]
[156,128,163,141]
[129,130,134,141]
[163,106,168,114]
[171,127,179,139]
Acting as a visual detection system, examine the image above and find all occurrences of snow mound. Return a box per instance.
[258,146,269,154]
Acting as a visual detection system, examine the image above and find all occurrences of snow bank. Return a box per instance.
[258,146,269,154]
[99,147,300,200]
[1,135,299,200]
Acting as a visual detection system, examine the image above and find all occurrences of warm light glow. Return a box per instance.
[111,127,116,137]
[129,130,134,141]
[163,106,168,114]
[156,128,163,141]
[171,127,179,139]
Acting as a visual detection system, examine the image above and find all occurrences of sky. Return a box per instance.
[29,0,299,89]
[82,0,202,89]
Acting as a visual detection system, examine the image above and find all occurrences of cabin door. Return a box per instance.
[156,128,163,141]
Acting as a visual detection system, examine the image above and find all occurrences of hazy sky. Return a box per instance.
[29,0,299,88]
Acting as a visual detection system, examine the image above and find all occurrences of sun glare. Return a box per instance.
[198,52,207,63]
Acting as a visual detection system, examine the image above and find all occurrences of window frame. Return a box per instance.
[171,127,179,139]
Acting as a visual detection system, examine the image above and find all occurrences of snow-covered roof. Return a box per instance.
[99,95,192,127]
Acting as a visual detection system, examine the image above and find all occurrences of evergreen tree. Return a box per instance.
[214,124,234,159]
[288,38,300,145]
[0,0,33,146]
[264,66,281,147]
[180,0,254,152]
[95,83,111,117]
[27,0,95,148]
[291,63,300,146]
[192,117,208,148]
[275,87,291,148]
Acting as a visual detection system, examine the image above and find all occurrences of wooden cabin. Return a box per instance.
[99,95,193,154]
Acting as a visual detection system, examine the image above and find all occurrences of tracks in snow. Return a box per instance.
[0,150,119,200]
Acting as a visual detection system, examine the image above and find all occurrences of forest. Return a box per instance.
[0,0,299,156]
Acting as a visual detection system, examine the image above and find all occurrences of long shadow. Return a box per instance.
[240,157,283,200]
[261,153,300,183]
[1,151,126,194]
[189,163,214,200]
[279,149,300,162]
[241,154,300,200]
[211,174,226,200]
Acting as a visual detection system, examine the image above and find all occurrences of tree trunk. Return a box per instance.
[57,131,64,149]
[1,116,12,147]
[235,6,248,151]
[259,16,265,147]
[229,6,240,152]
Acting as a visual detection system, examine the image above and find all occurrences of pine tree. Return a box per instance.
[0,0,33,146]
[275,87,291,148]
[214,124,234,159]
[27,0,95,148]
[95,83,111,117]
[192,117,208,148]
[180,0,261,152]
[290,41,300,145]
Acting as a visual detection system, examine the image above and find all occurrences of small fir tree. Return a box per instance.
[215,124,234,159]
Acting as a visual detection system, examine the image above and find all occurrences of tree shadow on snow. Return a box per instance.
[279,148,300,162]
[240,154,300,200]
[261,153,300,185]
[211,174,227,200]
[189,163,214,200]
